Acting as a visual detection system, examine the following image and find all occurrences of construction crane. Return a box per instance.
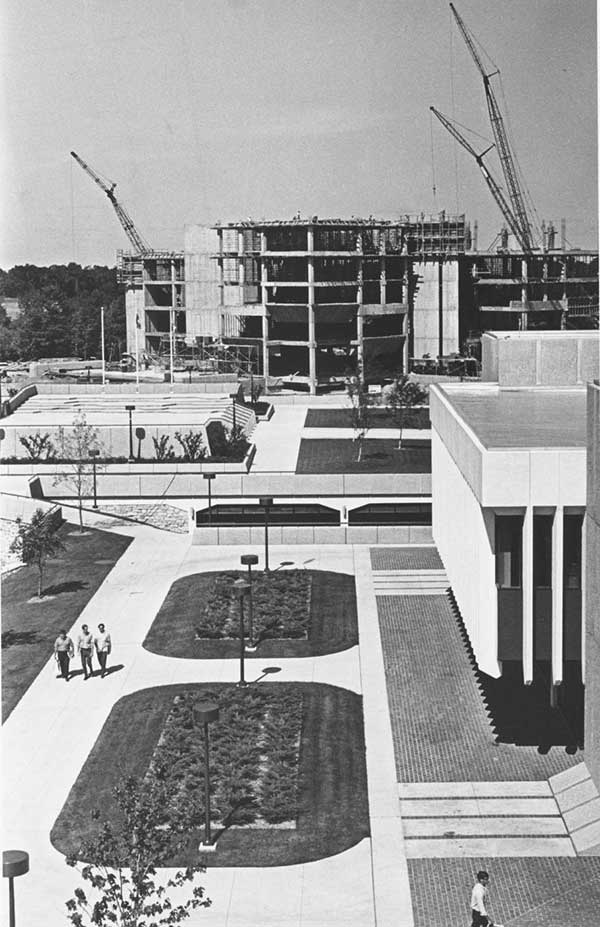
[70,151,150,254]
[430,107,525,249]
[449,3,536,253]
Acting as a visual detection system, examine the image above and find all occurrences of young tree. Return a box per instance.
[65,775,210,927]
[9,508,65,597]
[54,412,104,531]
[382,376,428,449]
[346,377,373,462]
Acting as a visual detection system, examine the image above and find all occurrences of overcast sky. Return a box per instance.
[1,0,597,268]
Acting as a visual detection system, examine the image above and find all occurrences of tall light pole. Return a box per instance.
[232,578,250,686]
[125,404,135,462]
[193,702,219,852]
[259,496,274,572]
[203,472,216,526]
[229,392,238,432]
[89,448,100,509]
[3,850,29,927]
[240,553,259,648]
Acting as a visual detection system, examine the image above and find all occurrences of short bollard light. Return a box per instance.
[203,472,216,526]
[232,578,250,686]
[3,849,29,927]
[125,404,135,462]
[240,553,259,649]
[193,702,219,852]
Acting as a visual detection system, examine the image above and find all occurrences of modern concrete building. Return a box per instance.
[118,218,598,393]
[586,380,600,790]
[430,330,600,781]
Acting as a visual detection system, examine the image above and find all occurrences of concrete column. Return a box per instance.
[307,226,316,395]
[238,230,245,293]
[522,506,534,685]
[379,239,386,306]
[520,257,528,331]
[581,514,587,683]
[552,505,564,685]
[218,228,224,307]
[438,258,444,358]
[357,236,364,383]
[260,232,269,390]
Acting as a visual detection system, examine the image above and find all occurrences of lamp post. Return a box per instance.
[193,702,219,852]
[240,553,259,648]
[125,404,135,462]
[203,472,216,526]
[89,448,100,509]
[259,496,274,572]
[232,578,250,686]
[229,392,238,432]
[3,850,29,927]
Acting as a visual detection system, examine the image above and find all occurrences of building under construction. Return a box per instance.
[118,213,597,392]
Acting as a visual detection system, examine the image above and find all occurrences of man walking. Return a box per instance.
[77,623,94,679]
[94,623,112,678]
[471,870,494,926]
[54,629,74,682]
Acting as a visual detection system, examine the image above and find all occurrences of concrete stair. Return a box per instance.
[550,762,600,855]
[398,780,576,857]
[372,569,448,596]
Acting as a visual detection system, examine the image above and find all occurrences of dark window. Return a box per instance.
[495,515,522,588]
[564,514,583,589]
[533,515,553,588]
[348,503,431,526]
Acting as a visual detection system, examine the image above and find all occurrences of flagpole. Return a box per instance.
[100,306,106,388]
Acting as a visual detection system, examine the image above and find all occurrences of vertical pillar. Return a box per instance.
[218,228,225,339]
[438,258,444,359]
[357,233,364,383]
[260,231,269,391]
[551,505,564,686]
[238,230,245,294]
[522,506,534,685]
[581,515,587,683]
[520,257,528,332]
[379,233,386,306]
[307,225,316,395]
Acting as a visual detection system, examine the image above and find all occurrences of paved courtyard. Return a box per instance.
[2,521,599,925]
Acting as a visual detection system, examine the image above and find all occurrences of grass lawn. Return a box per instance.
[143,569,358,659]
[295,438,431,474]
[304,407,430,429]
[51,682,369,867]
[1,524,132,721]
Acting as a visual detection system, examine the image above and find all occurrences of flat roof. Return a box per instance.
[441,387,587,449]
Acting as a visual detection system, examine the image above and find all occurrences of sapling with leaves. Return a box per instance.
[9,507,65,597]
[346,376,374,462]
[383,376,427,449]
[65,774,210,927]
[54,412,105,531]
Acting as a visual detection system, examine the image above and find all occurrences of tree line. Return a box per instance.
[0,263,126,362]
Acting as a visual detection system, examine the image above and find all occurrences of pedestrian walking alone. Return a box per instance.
[94,623,112,678]
[470,870,494,927]
[77,623,94,679]
[54,629,74,682]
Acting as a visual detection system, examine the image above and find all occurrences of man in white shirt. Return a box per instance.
[471,870,493,926]
[94,623,112,678]
[77,624,94,680]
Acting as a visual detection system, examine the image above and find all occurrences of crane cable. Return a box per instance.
[449,4,460,215]
[430,109,437,203]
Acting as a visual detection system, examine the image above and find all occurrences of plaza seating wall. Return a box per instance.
[191,524,433,545]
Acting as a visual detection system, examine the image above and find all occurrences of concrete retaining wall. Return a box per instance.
[192,524,433,546]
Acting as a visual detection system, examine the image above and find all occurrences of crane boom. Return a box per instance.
[70,151,150,254]
[449,4,535,252]
[430,107,527,249]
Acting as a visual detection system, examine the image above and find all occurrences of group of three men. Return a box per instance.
[54,623,111,681]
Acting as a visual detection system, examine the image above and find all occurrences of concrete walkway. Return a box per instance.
[1,529,413,927]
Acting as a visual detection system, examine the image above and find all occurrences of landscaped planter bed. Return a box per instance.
[295,438,431,474]
[143,569,358,658]
[51,682,369,867]
[304,407,430,429]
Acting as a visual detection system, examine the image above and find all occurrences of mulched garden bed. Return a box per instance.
[1,524,131,721]
[295,438,431,474]
[304,407,430,429]
[51,682,369,867]
[143,569,358,659]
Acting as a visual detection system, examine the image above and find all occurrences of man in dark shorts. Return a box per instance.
[471,871,493,926]
[54,629,74,681]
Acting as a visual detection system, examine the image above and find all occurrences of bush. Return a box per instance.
[174,431,206,462]
[153,434,176,461]
[19,432,56,461]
